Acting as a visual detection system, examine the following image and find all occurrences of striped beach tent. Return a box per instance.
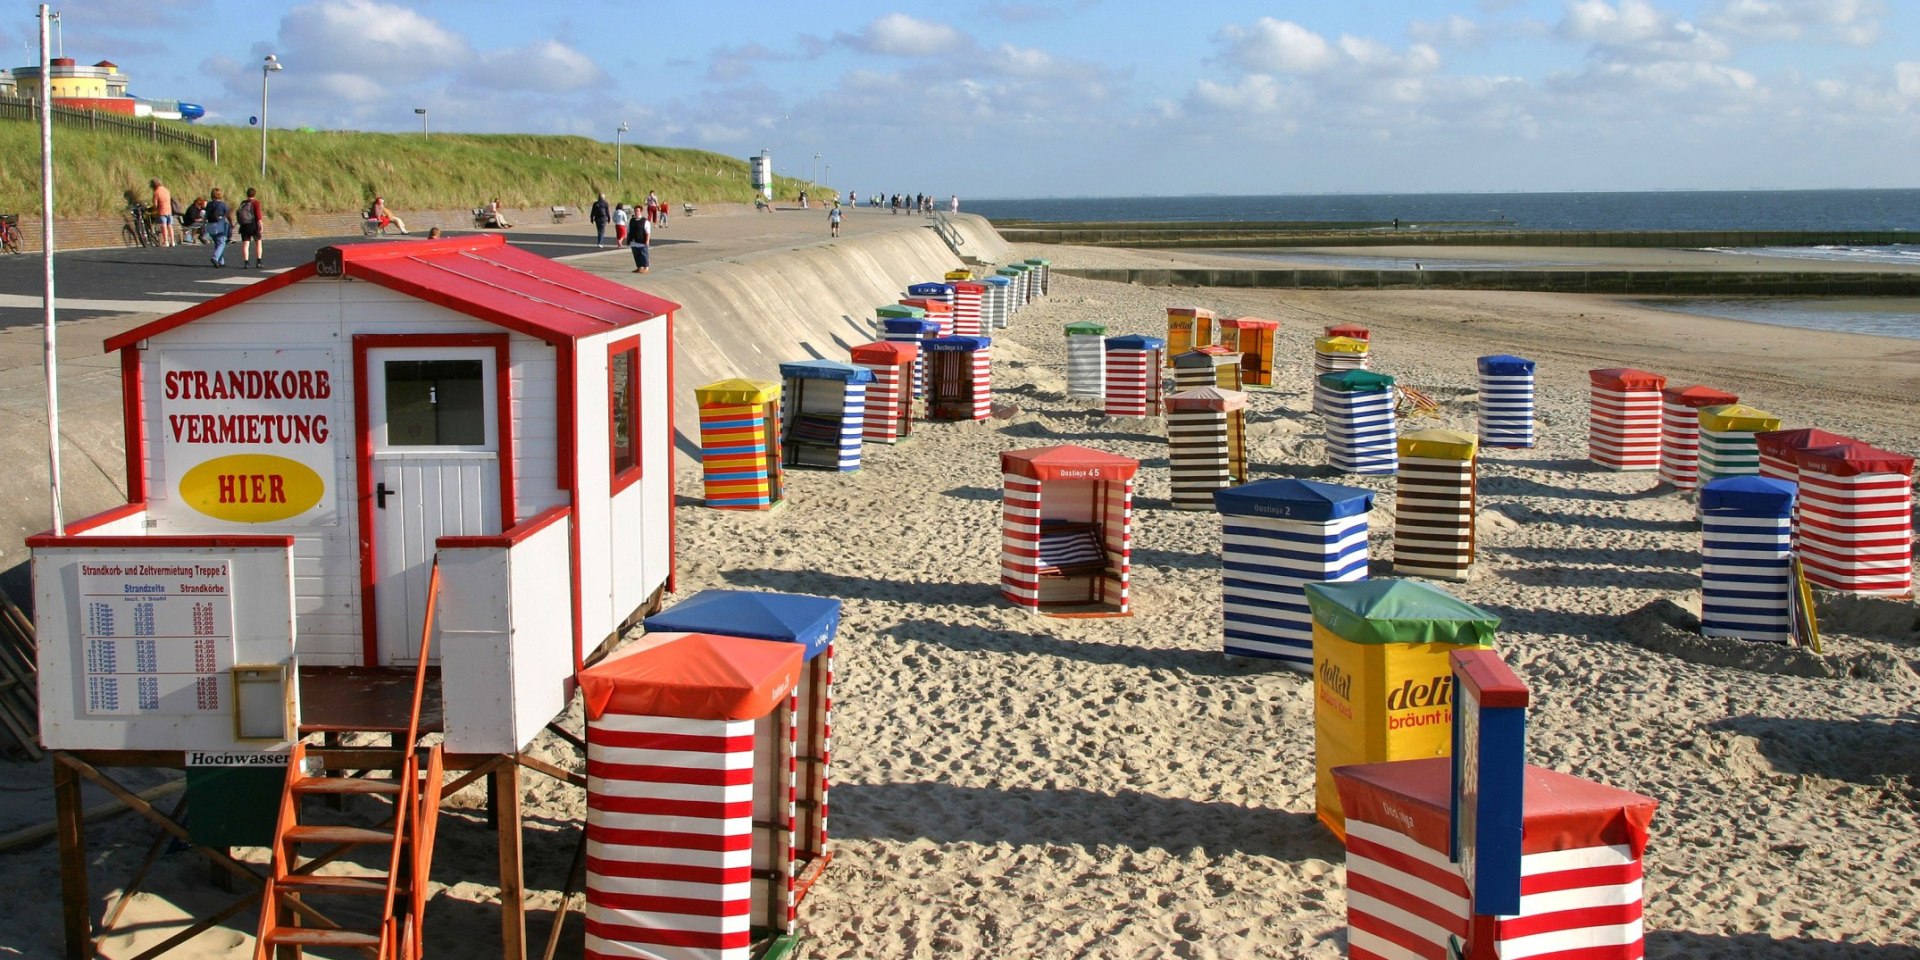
[1103,334,1165,418]
[1588,367,1666,471]
[1165,386,1249,510]
[1699,476,1795,643]
[1166,306,1215,364]
[900,297,953,336]
[905,281,954,311]
[982,275,1012,329]
[1172,346,1243,391]
[1024,257,1052,297]
[643,591,842,884]
[1064,321,1108,399]
[1697,404,1781,482]
[924,335,992,421]
[696,379,783,509]
[850,341,917,444]
[1476,354,1537,448]
[1319,370,1399,475]
[778,360,871,472]
[1213,479,1373,669]
[1659,384,1740,489]
[951,281,987,337]
[995,266,1026,312]
[1393,429,1478,581]
[1000,445,1138,616]
[880,314,939,399]
[1311,336,1371,414]
[1334,758,1657,960]
[1791,441,1914,596]
[579,632,805,960]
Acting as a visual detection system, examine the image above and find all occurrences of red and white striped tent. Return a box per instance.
[1588,368,1667,471]
[951,281,988,337]
[849,341,916,444]
[1791,440,1915,596]
[1658,384,1739,490]
[1000,445,1137,616]
[900,297,953,336]
[578,632,805,960]
[1103,334,1165,418]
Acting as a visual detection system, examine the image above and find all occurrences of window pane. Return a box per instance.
[612,349,636,473]
[385,359,485,446]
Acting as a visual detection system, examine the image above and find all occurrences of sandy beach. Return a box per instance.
[5,236,1918,959]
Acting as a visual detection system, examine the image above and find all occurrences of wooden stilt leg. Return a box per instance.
[55,754,91,960]
[495,762,526,960]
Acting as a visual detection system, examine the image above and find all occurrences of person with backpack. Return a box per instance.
[828,204,842,238]
[204,188,233,267]
[235,187,266,268]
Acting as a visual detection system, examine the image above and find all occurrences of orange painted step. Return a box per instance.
[292,776,402,796]
[261,928,382,949]
[275,874,389,895]
[285,825,393,846]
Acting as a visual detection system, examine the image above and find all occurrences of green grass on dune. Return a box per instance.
[0,120,824,220]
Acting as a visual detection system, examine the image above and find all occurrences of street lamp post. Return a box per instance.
[813,153,821,186]
[414,107,427,134]
[615,121,629,198]
[259,54,282,177]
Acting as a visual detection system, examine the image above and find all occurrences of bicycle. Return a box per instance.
[123,203,156,247]
[0,215,20,255]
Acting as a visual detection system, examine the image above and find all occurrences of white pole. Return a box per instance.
[38,5,62,536]
[259,60,269,177]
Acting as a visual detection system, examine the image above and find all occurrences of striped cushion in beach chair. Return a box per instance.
[1035,523,1109,577]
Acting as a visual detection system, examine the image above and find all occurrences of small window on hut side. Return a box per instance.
[611,343,641,485]
[385,359,485,446]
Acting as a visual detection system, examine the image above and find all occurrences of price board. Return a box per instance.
[77,560,234,716]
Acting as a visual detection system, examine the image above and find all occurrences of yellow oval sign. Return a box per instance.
[178,454,325,523]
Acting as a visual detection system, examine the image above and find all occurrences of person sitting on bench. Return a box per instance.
[484,198,513,229]
[368,196,408,235]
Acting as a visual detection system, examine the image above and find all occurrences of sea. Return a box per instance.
[966,189,1920,339]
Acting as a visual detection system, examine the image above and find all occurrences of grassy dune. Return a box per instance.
[0,120,823,218]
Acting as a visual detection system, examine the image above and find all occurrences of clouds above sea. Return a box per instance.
[26,0,1919,195]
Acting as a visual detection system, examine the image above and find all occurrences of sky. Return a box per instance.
[6,0,1918,198]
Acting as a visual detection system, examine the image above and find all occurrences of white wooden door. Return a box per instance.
[366,347,501,665]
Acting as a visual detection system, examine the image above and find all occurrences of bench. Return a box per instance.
[550,205,571,223]
[472,207,492,228]
[785,415,842,447]
[683,203,697,217]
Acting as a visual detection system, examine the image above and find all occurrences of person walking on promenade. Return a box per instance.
[829,205,842,238]
[590,192,611,246]
[657,198,670,228]
[950,195,960,214]
[627,206,652,273]
[236,187,267,268]
[150,179,176,246]
[204,188,232,267]
[613,203,629,245]
[369,195,408,235]
[645,191,660,225]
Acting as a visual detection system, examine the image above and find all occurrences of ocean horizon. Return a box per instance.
[963,188,1920,233]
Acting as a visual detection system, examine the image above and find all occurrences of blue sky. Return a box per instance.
[8,0,1917,197]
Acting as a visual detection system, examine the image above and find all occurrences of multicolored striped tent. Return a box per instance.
[696,379,783,509]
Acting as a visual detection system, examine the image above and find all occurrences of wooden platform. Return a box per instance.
[297,665,445,735]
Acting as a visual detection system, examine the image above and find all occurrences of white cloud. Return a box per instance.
[465,40,606,93]
[1560,0,1673,43]
[1338,37,1441,75]
[1897,62,1920,100]
[277,0,470,81]
[1189,74,1287,113]
[841,13,966,57]
[1410,15,1486,47]
[1219,18,1338,74]
[1704,0,1884,45]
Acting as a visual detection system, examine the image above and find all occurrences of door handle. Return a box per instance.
[376,482,394,509]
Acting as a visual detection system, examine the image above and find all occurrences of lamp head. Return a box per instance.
[618,121,630,133]
[263,55,283,73]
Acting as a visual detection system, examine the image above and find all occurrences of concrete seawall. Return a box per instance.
[1056,266,1920,296]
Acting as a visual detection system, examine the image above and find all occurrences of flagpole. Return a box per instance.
[39,4,63,536]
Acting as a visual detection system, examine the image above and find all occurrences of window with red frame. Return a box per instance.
[610,344,640,484]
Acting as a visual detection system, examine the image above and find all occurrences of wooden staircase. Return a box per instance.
[256,564,447,959]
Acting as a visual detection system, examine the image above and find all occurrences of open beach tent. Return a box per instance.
[644,589,841,660]
[1000,444,1140,616]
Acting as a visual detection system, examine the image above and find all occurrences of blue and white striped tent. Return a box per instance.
[982,275,1013,329]
[882,316,940,398]
[1320,370,1399,475]
[1699,475,1795,644]
[778,359,872,472]
[1477,355,1537,448]
[1214,478,1375,669]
